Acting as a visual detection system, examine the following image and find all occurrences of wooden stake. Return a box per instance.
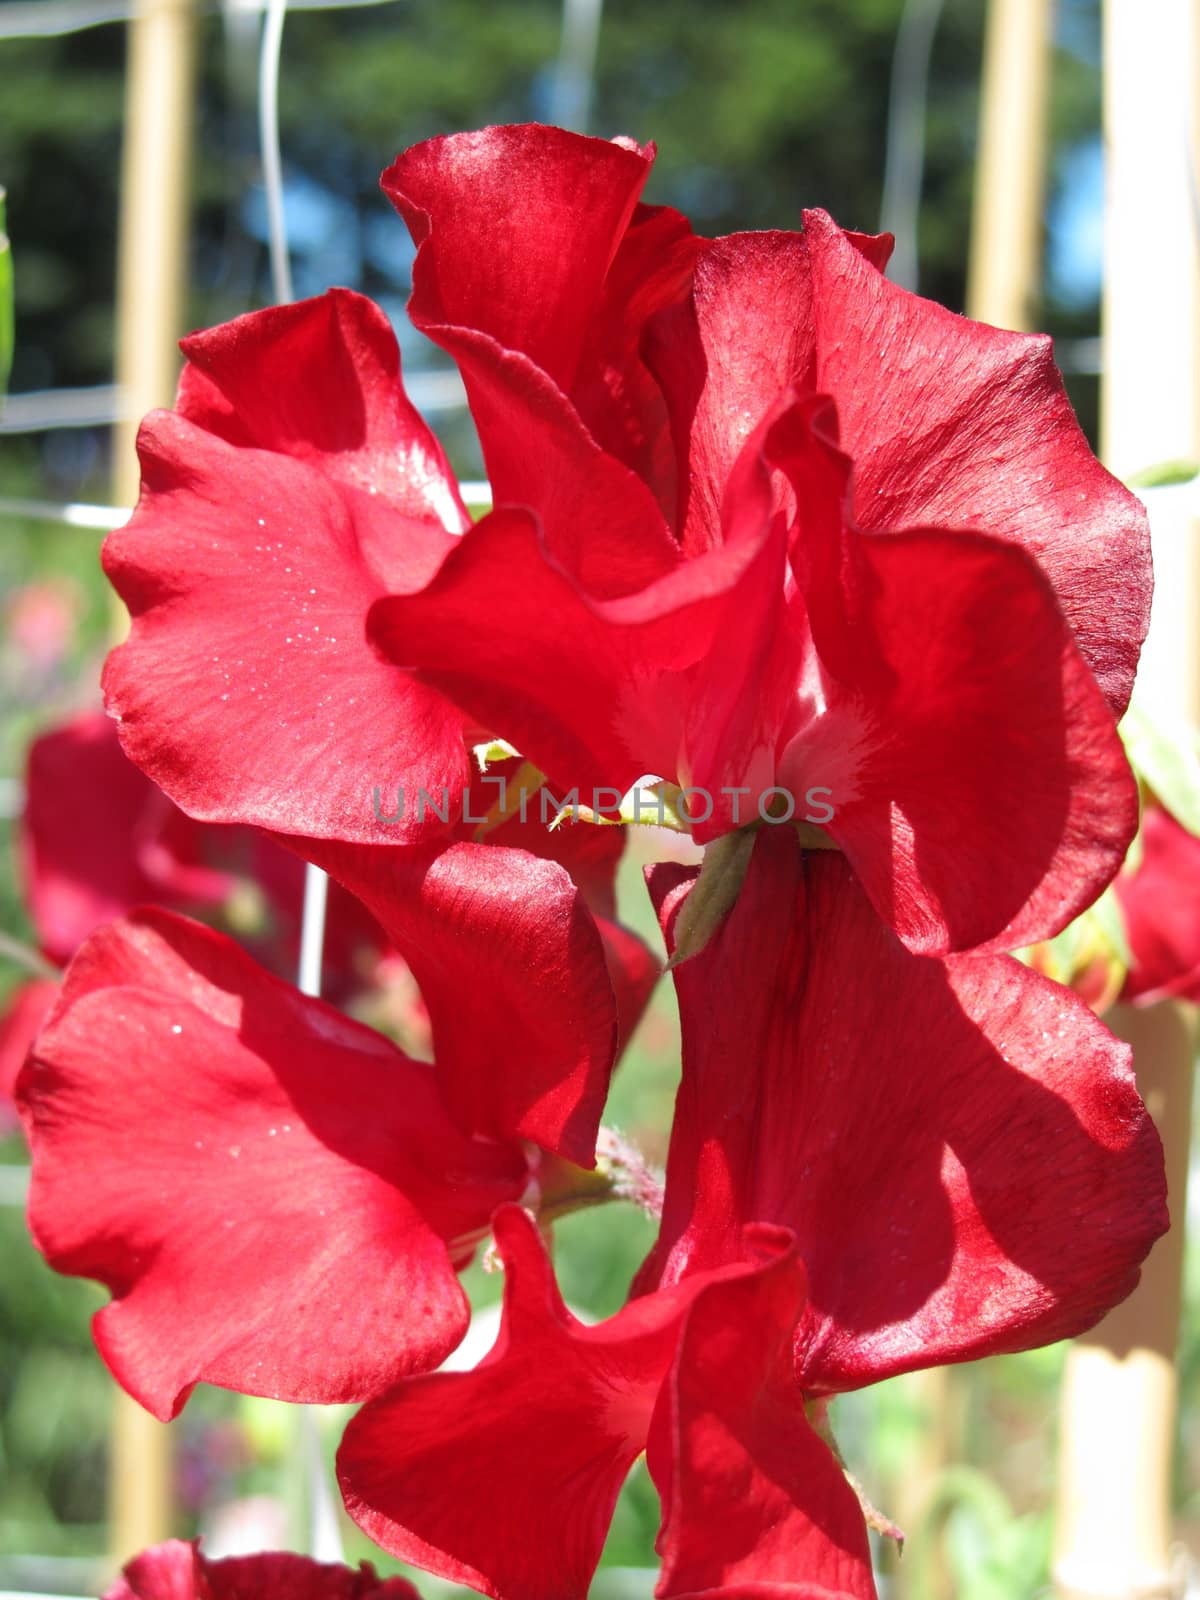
[966,0,1053,328]
[109,0,197,1565]
[1054,4,1199,1594]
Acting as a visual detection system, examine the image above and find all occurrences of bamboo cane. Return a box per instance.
[1053,3,1200,1594]
[109,0,198,1565]
[965,0,1053,328]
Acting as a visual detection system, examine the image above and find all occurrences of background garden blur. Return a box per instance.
[0,1,1196,1595]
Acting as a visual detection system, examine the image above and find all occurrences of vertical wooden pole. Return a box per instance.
[1054,4,1200,1596]
[109,0,197,1565]
[966,0,1053,328]
[112,0,197,513]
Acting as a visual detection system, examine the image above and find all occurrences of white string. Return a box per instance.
[878,0,947,290]
[258,0,293,305]
[256,0,344,1565]
[549,0,603,132]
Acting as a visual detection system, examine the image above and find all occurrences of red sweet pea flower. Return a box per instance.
[104,1538,419,1600]
[336,829,1165,1600]
[1116,800,1200,1004]
[372,124,1147,955]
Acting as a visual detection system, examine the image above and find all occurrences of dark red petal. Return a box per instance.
[650,1236,876,1600]
[20,911,526,1418]
[646,829,1167,1390]
[106,1538,420,1599]
[0,978,57,1127]
[383,125,651,394]
[294,837,620,1165]
[339,1205,691,1600]
[104,293,470,846]
[21,712,232,962]
[1117,803,1200,1003]
[803,208,1151,717]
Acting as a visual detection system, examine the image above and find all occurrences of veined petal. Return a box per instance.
[384,125,680,593]
[646,829,1167,1390]
[384,124,652,395]
[104,292,470,846]
[649,1232,876,1600]
[19,911,527,1418]
[802,208,1151,717]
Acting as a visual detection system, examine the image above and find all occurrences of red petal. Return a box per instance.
[293,837,621,1165]
[750,397,1136,953]
[339,1205,690,1600]
[1117,802,1200,1003]
[370,494,785,813]
[20,911,526,1417]
[0,978,57,1128]
[644,231,813,557]
[384,125,651,394]
[384,126,679,595]
[802,208,1151,717]
[647,829,1167,1390]
[22,712,233,962]
[106,1538,420,1599]
[650,1234,876,1600]
[103,292,470,845]
[569,201,701,527]
[177,289,469,538]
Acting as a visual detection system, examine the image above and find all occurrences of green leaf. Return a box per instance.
[1120,699,1200,835]
[0,187,12,396]
[1126,459,1200,489]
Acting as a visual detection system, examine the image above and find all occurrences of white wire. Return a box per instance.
[549,0,603,132]
[878,0,947,291]
[0,0,400,39]
[258,0,293,305]
[254,0,343,1563]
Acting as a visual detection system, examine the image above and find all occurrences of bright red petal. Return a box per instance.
[650,1234,876,1600]
[20,911,527,1418]
[106,1538,420,1599]
[384,125,679,594]
[384,124,651,395]
[644,231,813,558]
[103,291,470,845]
[293,837,621,1165]
[338,1205,689,1600]
[646,829,1167,1390]
[756,399,1138,953]
[1117,802,1200,1003]
[802,208,1151,716]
